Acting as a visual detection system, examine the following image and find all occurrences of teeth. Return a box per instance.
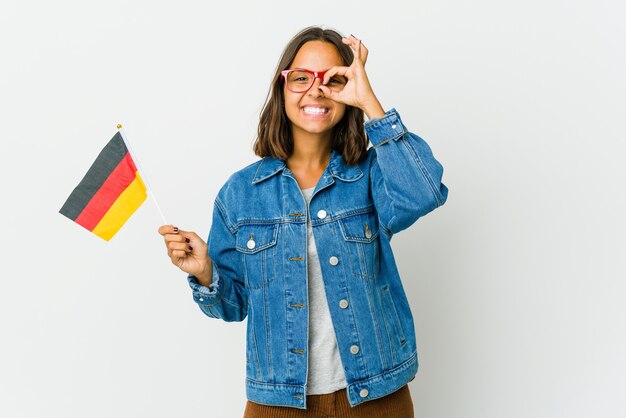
[303,107,328,115]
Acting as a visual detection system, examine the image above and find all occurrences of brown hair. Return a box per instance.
[253,26,368,166]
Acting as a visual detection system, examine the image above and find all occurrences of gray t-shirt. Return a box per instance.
[302,186,348,395]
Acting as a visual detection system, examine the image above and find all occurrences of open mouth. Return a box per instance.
[302,106,330,116]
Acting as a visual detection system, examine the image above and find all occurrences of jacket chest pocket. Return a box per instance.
[235,224,279,289]
[338,211,380,280]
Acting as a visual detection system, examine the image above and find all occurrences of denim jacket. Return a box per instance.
[187,108,448,409]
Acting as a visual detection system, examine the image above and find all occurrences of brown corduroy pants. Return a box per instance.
[243,384,413,418]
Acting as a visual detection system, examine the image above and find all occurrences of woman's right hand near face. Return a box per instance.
[157,225,213,286]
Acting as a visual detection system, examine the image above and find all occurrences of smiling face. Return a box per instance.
[283,40,347,143]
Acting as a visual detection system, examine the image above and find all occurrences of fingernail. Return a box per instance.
[173,226,179,232]
[188,246,193,251]
[185,238,190,243]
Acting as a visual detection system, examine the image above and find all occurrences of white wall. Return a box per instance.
[1,0,624,417]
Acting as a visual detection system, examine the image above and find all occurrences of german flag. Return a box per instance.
[60,132,147,241]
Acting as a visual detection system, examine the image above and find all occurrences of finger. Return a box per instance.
[359,41,368,64]
[158,224,179,236]
[342,35,362,61]
[353,38,368,63]
[165,233,194,246]
[168,241,191,253]
[341,36,358,56]
[181,231,204,248]
[167,228,201,247]
[171,241,194,256]
[318,85,342,103]
[345,35,368,64]
[322,66,349,85]
[164,233,187,244]
[172,250,189,259]
[341,36,359,50]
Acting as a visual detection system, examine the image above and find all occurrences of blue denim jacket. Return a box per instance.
[187,108,448,409]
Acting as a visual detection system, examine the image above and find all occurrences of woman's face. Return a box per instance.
[283,40,347,141]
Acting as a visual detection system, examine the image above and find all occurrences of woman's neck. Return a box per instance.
[287,132,332,169]
[286,133,332,189]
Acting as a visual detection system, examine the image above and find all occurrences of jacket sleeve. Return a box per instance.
[187,195,248,322]
[367,108,448,236]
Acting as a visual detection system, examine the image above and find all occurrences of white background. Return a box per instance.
[1,0,624,417]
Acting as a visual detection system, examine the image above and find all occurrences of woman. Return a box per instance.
[158,26,448,417]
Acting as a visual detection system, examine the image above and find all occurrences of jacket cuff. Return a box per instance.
[364,108,408,147]
[187,263,222,305]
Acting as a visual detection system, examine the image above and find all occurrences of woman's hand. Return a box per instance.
[318,35,385,120]
[158,225,213,286]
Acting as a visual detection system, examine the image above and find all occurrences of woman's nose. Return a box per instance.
[307,77,324,98]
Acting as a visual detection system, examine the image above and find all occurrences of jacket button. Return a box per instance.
[359,389,369,398]
[339,299,349,309]
[391,124,397,129]
[317,209,327,219]
[365,229,372,239]
[247,239,256,250]
[329,256,339,266]
[350,345,359,354]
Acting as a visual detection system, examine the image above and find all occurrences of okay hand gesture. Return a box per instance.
[318,35,385,119]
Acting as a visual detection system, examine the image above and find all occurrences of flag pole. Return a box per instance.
[116,124,168,225]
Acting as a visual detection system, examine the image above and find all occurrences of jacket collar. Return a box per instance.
[252,149,363,184]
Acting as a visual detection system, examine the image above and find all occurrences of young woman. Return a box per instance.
[158,26,448,417]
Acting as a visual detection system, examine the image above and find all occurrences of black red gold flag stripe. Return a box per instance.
[60,132,147,241]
